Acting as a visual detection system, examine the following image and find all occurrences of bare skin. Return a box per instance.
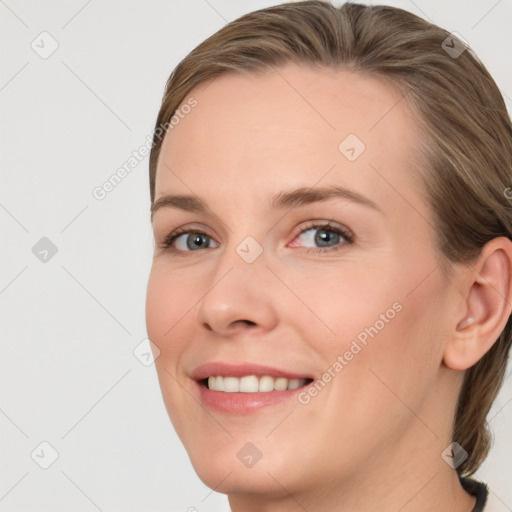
[146,63,512,511]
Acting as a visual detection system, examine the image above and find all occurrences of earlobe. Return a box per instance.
[444,237,512,371]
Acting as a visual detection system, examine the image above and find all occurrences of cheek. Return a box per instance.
[145,269,170,345]
[145,265,197,437]
[344,269,449,420]
[306,262,444,408]
[145,264,198,360]
[297,265,402,353]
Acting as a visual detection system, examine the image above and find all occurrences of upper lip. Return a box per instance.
[191,362,314,381]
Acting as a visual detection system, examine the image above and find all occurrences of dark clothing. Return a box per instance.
[461,478,488,512]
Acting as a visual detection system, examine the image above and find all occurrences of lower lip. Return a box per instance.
[195,380,308,415]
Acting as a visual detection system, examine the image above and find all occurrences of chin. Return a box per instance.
[193,460,290,496]
[183,437,296,495]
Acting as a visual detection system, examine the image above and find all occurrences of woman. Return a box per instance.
[145,2,512,510]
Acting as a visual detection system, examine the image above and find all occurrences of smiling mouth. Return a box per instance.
[203,375,314,392]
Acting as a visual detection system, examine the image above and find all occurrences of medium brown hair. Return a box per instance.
[149,1,512,476]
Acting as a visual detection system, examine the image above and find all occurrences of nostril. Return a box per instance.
[231,320,257,328]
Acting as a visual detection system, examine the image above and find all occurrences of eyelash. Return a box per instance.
[158,221,354,255]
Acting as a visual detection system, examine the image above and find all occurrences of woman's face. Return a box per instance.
[146,64,461,497]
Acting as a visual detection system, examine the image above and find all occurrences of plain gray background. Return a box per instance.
[1,1,511,511]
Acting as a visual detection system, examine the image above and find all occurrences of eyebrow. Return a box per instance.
[151,185,383,220]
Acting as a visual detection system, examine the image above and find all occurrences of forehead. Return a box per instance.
[155,63,426,219]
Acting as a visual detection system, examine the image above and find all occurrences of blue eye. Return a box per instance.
[292,223,352,252]
[159,222,353,254]
[163,230,218,252]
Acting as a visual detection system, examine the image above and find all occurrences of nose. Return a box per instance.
[195,244,279,338]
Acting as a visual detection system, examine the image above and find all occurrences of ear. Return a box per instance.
[444,236,512,370]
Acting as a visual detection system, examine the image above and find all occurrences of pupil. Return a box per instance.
[188,234,208,250]
[316,229,338,247]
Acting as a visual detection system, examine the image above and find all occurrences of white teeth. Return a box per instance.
[274,377,288,391]
[259,375,274,392]
[239,375,259,392]
[208,376,224,391]
[223,376,239,392]
[206,375,308,392]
